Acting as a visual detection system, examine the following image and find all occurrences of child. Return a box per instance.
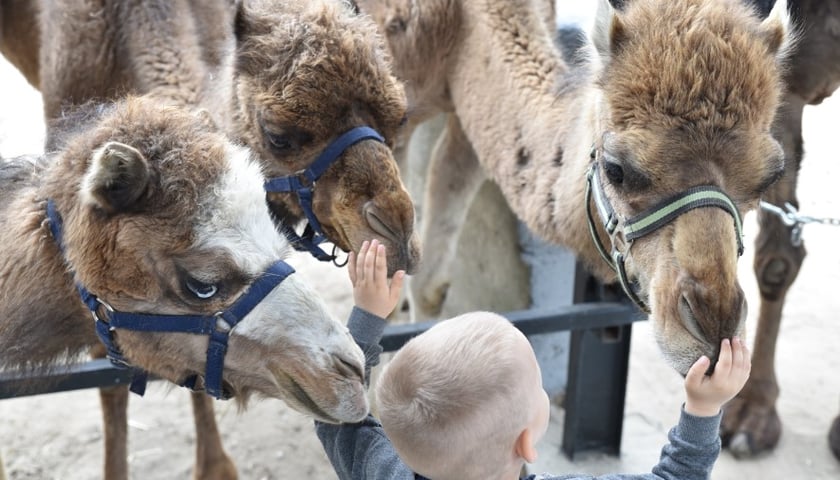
[316,239,751,480]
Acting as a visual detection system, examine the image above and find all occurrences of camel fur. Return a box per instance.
[0,96,370,478]
[0,1,418,478]
[359,0,791,375]
[720,0,840,460]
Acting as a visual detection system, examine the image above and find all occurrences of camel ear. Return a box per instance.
[592,0,628,59]
[233,2,274,77]
[233,1,271,43]
[760,0,793,59]
[82,142,150,214]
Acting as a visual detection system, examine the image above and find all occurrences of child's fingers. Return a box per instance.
[363,239,378,281]
[348,251,357,285]
[686,355,710,387]
[375,244,388,286]
[389,271,406,305]
[716,338,733,377]
[356,240,371,281]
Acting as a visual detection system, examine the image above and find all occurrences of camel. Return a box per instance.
[1,1,418,477]
[0,96,371,477]
[719,0,840,460]
[358,0,790,385]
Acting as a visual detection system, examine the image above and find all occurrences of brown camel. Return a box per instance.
[719,0,840,460]
[1,1,418,478]
[0,96,369,477]
[359,0,790,381]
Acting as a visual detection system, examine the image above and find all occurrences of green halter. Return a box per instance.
[585,152,745,313]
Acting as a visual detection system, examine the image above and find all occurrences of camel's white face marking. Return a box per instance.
[191,144,366,422]
[196,145,288,275]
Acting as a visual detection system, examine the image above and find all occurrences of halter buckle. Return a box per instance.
[91,298,116,330]
[214,312,233,334]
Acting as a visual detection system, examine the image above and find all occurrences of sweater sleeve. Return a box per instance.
[531,407,722,480]
[314,306,416,480]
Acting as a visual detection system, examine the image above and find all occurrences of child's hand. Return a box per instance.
[348,239,405,319]
[684,337,751,417]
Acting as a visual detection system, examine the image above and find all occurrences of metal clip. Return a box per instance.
[760,201,840,247]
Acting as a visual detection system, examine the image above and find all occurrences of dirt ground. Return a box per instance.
[2,43,840,480]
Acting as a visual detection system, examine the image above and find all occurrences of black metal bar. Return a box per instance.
[380,302,643,352]
[0,358,135,399]
[0,302,643,399]
[561,260,639,459]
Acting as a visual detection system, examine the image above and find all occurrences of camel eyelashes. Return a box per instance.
[185,277,219,300]
[603,159,625,185]
[266,133,293,153]
[261,125,313,156]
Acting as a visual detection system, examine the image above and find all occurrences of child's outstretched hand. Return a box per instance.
[349,239,405,319]
[684,337,751,417]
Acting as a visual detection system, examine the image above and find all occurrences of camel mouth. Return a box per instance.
[287,377,339,424]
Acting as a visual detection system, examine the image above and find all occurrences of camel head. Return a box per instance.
[231,0,419,275]
[51,97,368,423]
[589,0,791,374]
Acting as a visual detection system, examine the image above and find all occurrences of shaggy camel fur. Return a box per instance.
[1,1,417,478]
[720,0,840,460]
[0,96,370,478]
[2,0,419,274]
[359,0,790,373]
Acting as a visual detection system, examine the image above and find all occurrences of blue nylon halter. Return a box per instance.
[46,199,295,399]
[263,126,385,262]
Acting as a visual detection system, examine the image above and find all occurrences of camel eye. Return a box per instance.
[185,277,218,299]
[603,160,625,185]
[265,132,292,153]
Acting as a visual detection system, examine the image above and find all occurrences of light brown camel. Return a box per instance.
[0,96,369,477]
[719,0,840,460]
[1,1,418,478]
[359,0,790,374]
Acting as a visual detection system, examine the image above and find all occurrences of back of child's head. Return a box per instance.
[375,311,534,480]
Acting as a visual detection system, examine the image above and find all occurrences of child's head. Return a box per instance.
[375,312,550,480]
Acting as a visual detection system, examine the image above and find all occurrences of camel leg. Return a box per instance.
[99,384,130,480]
[190,392,237,480]
[830,414,840,461]
[408,113,485,321]
[720,94,807,458]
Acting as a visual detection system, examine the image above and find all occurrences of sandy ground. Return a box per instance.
[2,39,840,480]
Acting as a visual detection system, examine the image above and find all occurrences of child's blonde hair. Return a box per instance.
[375,312,534,480]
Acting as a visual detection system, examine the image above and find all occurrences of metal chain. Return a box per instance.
[760,201,840,246]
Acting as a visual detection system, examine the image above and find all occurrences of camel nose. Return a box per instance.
[678,277,747,355]
[333,352,364,384]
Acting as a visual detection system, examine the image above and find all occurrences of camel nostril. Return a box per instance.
[679,294,706,344]
[364,203,399,243]
[334,354,364,383]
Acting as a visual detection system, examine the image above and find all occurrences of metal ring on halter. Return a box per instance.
[91,298,116,328]
[331,244,349,267]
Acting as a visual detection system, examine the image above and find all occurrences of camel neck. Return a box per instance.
[446,1,615,279]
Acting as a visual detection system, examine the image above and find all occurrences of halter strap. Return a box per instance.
[585,158,745,313]
[264,126,385,262]
[46,199,295,399]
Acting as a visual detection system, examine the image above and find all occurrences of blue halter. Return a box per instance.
[263,126,385,262]
[46,199,295,399]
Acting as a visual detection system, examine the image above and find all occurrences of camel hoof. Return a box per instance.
[721,397,781,457]
[829,414,840,461]
[728,432,755,459]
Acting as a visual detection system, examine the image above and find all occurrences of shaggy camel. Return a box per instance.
[359,0,790,375]
[2,1,417,478]
[0,96,370,477]
[1,0,418,273]
[718,0,840,460]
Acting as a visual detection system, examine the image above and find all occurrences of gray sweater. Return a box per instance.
[315,308,722,480]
